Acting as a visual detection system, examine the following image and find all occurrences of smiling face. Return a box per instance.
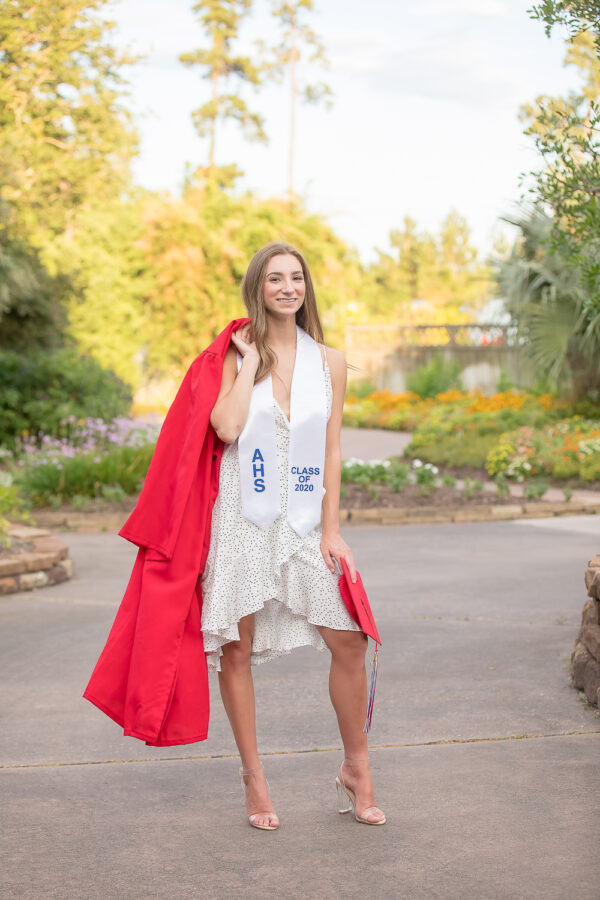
[262,253,306,319]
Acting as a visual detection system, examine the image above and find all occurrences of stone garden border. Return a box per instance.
[23,497,600,534]
[0,526,73,595]
[339,499,600,526]
[572,554,600,709]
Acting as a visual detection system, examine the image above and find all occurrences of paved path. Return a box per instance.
[341,426,412,460]
[2,517,600,899]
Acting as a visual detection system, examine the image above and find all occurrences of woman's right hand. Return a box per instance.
[231,324,259,366]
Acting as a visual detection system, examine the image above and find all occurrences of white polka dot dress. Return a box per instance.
[201,347,362,672]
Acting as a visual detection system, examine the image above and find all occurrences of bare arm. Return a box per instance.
[209,324,259,444]
[320,347,357,582]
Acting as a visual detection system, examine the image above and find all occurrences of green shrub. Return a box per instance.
[495,475,510,498]
[99,484,127,503]
[390,464,410,492]
[406,394,568,471]
[462,478,475,500]
[15,444,154,506]
[406,356,463,399]
[496,368,514,392]
[340,400,381,429]
[341,458,412,496]
[384,408,418,431]
[573,396,600,419]
[346,378,378,399]
[408,434,499,469]
[551,457,580,480]
[412,461,437,496]
[523,480,549,500]
[390,476,407,492]
[71,494,92,510]
[580,454,600,482]
[0,472,33,540]
[0,348,131,449]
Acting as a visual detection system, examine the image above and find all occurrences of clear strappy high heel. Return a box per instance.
[335,760,386,825]
[240,762,280,831]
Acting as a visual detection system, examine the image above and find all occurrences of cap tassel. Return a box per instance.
[363,643,380,733]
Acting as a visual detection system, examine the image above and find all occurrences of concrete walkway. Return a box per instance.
[341,426,412,461]
[2,515,600,899]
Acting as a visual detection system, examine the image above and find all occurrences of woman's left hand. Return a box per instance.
[321,529,357,583]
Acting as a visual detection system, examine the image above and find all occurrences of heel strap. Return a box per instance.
[240,762,264,776]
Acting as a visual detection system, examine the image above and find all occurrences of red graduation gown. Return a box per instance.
[83,317,251,746]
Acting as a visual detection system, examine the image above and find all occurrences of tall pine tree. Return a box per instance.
[264,1,332,199]
[180,0,266,170]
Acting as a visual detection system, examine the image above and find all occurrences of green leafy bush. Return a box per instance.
[10,416,160,507]
[485,420,600,482]
[405,399,561,469]
[406,356,463,399]
[345,378,378,400]
[0,349,131,449]
[0,471,32,539]
[495,475,510,498]
[341,457,409,485]
[523,480,549,500]
[340,400,381,429]
[580,454,600,482]
[413,460,438,496]
[16,444,154,506]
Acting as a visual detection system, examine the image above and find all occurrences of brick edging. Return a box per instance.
[340,499,600,526]
[0,526,73,595]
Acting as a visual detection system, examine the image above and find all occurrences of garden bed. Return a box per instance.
[406,462,600,494]
[31,482,519,525]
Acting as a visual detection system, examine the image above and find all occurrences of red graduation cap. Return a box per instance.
[338,557,382,732]
[338,557,381,645]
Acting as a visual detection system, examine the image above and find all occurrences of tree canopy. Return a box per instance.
[365,211,492,320]
[0,0,495,401]
[180,0,266,167]
[0,0,138,245]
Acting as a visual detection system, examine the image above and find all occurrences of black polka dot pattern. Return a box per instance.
[201,349,361,672]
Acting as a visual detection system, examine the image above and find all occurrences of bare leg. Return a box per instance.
[217,613,279,828]
[317,626,385,823]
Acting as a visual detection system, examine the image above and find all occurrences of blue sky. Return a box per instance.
[110,0,581,262]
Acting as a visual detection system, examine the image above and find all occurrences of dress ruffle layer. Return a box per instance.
[200,358,361,673]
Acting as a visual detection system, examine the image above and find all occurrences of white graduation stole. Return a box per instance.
[236,325,327,537]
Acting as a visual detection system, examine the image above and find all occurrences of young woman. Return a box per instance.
[203,242,386,830]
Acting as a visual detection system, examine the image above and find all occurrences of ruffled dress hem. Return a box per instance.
[200,354,362,673]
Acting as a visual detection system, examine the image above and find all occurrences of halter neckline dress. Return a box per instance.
[200,345,362,672]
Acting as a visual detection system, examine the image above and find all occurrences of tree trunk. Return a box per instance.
[209,68,218,169]
[288,7,297,202]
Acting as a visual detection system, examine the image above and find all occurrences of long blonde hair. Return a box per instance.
[241,242,325,384]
